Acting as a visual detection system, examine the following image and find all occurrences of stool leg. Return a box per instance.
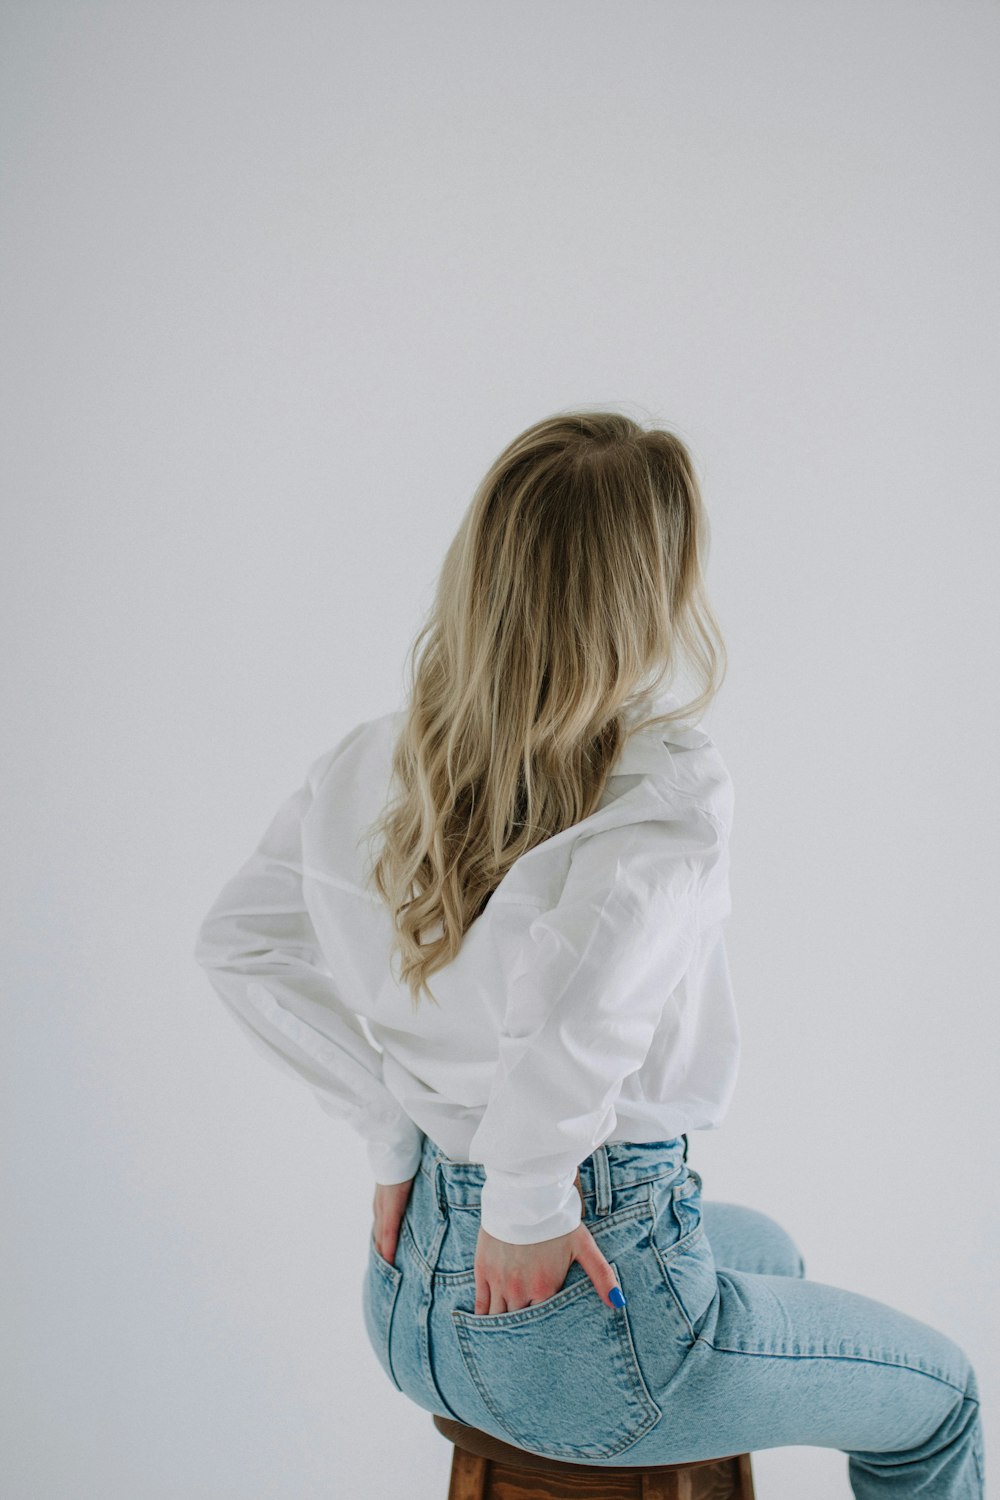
[447,1446,489,1500]
[642,1458,754,1500]
[737,1452,756,1498]
[642,1473,686,1499]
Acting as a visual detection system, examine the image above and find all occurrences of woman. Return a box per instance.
[194,411,984,1495]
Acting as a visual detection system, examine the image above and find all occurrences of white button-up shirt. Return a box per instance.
[193,688,740,1244]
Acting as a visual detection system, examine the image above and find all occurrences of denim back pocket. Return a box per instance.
[450,1258,661,1461]
[651,1168,717,1341]
[362,1234,404,1392]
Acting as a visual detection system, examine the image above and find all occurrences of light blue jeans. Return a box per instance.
[362,1133,985,1496]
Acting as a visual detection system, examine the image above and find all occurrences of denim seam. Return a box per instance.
[655,1221,706,1266]
[693,1339,973,1397]
[648,1184,705,1345]
[399,1212,425,1270]
[365,1239,404,1392]
[650,1240,699,1341]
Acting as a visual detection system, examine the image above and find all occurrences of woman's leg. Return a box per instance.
[650,1194,985,1495]
[701,1197,806,1278]
[662,1263,984,1496]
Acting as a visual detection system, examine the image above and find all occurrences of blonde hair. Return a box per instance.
[363,409,727,1011]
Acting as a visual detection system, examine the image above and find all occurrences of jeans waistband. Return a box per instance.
[417,1131,690,1213]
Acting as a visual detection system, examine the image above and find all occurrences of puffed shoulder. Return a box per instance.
[304,719,373,795]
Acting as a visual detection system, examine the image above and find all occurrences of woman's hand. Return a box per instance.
[372,1176,416,1266]
[474,1220,624,1314]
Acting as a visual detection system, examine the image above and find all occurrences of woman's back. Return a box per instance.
[194,682,740,1243]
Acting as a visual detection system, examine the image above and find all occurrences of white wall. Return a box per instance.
[3,3,997,1496]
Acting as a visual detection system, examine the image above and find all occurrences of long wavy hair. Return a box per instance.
[362,409,727,1012]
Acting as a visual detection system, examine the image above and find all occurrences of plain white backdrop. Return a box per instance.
[3,3,997,1496]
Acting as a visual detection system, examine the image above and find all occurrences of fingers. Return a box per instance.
[474,1270,493,1315]
[371,1209,401,1266]
[372,1179,413,1268]
[372,1227,397,1265]
[573,1225,625,1309]
[476,1267,514,1315]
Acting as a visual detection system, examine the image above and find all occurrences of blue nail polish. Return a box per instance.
[609,1285,626,1307]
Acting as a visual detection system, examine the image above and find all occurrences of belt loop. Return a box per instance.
[594,1142,612,1216]
[433,1155,448,1219]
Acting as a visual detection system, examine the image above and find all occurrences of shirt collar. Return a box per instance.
[611,689,711,778]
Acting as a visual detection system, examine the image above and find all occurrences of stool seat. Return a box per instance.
[432,1413,756,1498]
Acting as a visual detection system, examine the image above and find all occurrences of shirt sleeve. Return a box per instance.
[192,742,426,1186]
[467,803,723,1244]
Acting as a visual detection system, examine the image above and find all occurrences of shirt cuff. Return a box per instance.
[366,1123,426,1186]
[479,1167,583,1244]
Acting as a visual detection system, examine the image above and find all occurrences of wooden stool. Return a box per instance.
[433,1413,756,1498]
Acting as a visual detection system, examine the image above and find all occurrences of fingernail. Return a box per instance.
[609,1285,626,1307]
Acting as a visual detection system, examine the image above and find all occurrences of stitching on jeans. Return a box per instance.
[451,1265,662,1461]
[648,1205,706,1344]
[693,1340,972,1396]
[655,1220,705,1265]
[650,1238,697,1341]
[647,1181,708,1341]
